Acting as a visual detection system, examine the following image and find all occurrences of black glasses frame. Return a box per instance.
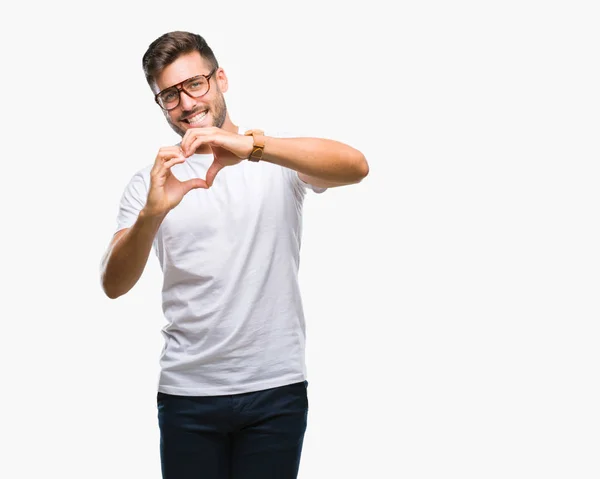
[154,68,217,111]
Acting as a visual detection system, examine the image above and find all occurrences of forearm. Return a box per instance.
[101,209,165,299]
[260,137,369,183]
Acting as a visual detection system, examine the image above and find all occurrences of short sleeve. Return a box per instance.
[296,173,328,194]
[115,168,150,232]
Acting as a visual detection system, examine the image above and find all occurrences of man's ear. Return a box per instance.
[216,68,229,93]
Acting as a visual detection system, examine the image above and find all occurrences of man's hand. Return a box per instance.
[143,146,209,218]
[180,127,254,187]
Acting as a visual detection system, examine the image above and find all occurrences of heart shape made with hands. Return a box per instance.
[174,145,241,188]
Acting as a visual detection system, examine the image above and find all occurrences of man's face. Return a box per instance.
[154,51,228,137]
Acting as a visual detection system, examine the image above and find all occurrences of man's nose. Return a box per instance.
[178,89,196,111]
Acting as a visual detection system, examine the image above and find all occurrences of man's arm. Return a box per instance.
[179,129,369,189]
[260,136,369,188]
[101,210,166,299]
[101,146,208,299]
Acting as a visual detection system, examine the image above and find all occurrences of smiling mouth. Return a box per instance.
[183,110,208,125]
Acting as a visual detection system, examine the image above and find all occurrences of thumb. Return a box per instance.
[181,177,208,193]
[205,161,225,188]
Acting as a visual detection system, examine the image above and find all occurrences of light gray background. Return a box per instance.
[1,1,598,477]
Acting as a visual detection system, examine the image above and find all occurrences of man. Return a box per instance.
[101,31,368,479]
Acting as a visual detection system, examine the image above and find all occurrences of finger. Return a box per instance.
[162,155,186,171]
[185,135,217,157]
[181,129,200,156]
[155,155,184,179]
[183,136,203,157]
[151,147,184,175]
[152,155,184,182]
[181,177,209,193]
[181,128,219,156]
[205,160,225,187]
[157,146,184,160]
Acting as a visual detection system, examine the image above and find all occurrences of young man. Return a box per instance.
[101,31,368,479]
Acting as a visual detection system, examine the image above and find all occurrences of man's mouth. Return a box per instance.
[183,110,208,126]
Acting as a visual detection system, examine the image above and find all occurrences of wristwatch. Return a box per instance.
[244,129,265,162]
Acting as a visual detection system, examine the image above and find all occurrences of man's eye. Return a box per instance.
[162,91,178,102]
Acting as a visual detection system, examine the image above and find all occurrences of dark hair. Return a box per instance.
[142,31,219,88]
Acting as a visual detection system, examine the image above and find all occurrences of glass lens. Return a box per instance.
[158,88,180,110]
[183,76,209,97]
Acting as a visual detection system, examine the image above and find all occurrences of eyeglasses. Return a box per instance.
[154,69,217,111]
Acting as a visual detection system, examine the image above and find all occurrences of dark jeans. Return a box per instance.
[157,380,309,479]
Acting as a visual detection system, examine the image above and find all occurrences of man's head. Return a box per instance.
[142,31,229,137]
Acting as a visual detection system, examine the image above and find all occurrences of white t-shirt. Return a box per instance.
[115,145,325,395]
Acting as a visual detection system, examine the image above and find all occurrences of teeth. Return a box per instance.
[188,111,207,124]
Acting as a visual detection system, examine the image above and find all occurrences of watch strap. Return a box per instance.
[244,129,265,162]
